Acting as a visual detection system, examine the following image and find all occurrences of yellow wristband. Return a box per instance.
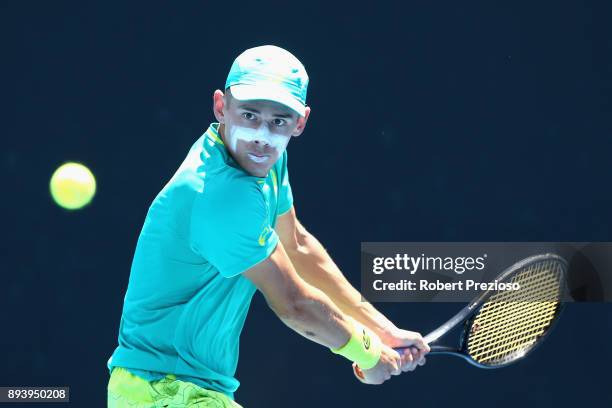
[331,320,382,370]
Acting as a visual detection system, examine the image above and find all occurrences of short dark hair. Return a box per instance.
[224,87,234,108]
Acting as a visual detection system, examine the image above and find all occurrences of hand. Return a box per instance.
[398,346,427,372]
[381,328,430,371]
[353,344,402,385]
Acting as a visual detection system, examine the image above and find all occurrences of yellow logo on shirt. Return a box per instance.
[258,225,272,246]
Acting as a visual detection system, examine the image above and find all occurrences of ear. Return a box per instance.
[291,106,311,137]
[213,90,227,124]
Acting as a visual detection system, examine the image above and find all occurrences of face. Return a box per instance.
[213,89,310,177]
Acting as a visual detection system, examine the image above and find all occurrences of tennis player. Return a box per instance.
[107,45,429,407]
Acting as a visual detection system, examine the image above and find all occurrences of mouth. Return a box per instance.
[247,153,269,164]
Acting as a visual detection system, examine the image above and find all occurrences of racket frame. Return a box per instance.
[354,253,568,381]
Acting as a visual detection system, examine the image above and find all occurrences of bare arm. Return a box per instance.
[274,207,396,338]
[243,239,403,384]
[275,206,427,353]
[243,240,354,349]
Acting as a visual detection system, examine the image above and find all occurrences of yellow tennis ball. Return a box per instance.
[49,162,97,210]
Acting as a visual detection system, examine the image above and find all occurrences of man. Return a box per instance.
[107,45,429,408]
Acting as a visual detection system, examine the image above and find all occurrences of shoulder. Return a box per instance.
[208,171,263,202]
[193,172,267,223]
[189,172,272,258]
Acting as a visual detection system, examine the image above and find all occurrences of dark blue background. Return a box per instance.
[2,1,611,407]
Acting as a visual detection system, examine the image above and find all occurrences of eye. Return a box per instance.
[241,112,257,121]
[272,118,286,127]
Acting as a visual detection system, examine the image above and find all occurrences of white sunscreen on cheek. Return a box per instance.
[229,125,290,156]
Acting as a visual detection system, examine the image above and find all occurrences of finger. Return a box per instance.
[366,373,384,385]
[403,360,416,371]
[404,352,417,371]
[413,347,424,369]
[404,350,417,372]
[413,335,430,353]
[417,349,427,364]
[418,357,426,366]
[365,375,383,385]
[400,350,414,372]
[394,350,404,372]
[391,357,402,376]
[357,366,384,385]
[412,347,425,363]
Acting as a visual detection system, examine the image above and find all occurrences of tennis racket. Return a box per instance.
[354,253,567,380]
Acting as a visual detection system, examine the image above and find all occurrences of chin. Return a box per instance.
[240,155,277,177]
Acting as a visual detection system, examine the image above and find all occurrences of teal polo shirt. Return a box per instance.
[107,122,293,399]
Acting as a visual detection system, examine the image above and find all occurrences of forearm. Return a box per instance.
[270,282,387,373]
[271,282,353,349]
[285,231,399,341]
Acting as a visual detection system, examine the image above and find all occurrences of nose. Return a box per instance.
[253,138,269,146]
[252,128,270,147]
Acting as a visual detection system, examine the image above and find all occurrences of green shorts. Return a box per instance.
[107,367,243,408]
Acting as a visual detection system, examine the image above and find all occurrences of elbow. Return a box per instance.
[285,228,311,258]
[295,223,310,248]
[274,302,303,324]
[272,297,320,339]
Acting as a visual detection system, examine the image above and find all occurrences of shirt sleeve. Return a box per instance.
[190,176,279,278]
[277,151,294,216]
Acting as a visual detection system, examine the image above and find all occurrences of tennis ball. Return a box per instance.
[49,162,97,210]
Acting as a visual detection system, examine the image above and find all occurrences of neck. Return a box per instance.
[218,123,227,144]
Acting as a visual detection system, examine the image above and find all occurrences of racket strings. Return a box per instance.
[467,260,563,365]
[468,264,560,360]
[468,306,558,363]
[467,263,561,363]
[470,263,560,331]
[469,302,558,361]
[471,299,558,342]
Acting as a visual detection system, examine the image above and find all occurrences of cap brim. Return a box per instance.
[229,84,306,117]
